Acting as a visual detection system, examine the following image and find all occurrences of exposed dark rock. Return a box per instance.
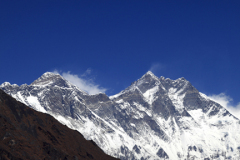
[193,146,197,151]
[133,145,140,154]
[188,146,192,151]
[156,148,169,159]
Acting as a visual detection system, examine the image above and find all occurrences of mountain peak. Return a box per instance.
[42,72,59,78]
[145,71,156,77]
[0,82,11,87]
[0,82,19,89]
[141,71,159,80]
[146,71,154,75]
[30,72,64,86]
[177,77,187,81]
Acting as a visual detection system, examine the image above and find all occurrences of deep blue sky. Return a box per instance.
[0,1,240,105]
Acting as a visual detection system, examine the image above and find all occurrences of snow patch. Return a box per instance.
[27,96,46,113]
[143,86,159,105]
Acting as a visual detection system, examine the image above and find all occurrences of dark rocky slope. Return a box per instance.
[0,89,118,160]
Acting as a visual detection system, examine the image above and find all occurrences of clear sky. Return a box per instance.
[1,1,240,107]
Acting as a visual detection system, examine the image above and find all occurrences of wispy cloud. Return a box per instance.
[208,93,240,119]
[149,63,164,75]
[82,68,92,77]
[53,69,107,95]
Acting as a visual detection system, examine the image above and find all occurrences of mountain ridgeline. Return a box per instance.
[1,71,240,160]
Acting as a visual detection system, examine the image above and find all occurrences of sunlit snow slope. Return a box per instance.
[1,71,240,160]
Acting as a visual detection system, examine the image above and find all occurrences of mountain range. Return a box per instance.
[1,71,240,160]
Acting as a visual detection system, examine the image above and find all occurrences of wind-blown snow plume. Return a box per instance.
[149,63,164,75]
[209,93,240,119]
[54,70,107,95]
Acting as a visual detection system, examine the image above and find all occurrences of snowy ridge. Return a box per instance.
[1,71,240,160]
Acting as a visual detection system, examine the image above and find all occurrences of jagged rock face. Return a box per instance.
[1,71,240,160]
[0,89,118,160]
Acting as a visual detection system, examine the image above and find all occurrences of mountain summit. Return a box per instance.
[1,71,240,160]
[31,72,62,85]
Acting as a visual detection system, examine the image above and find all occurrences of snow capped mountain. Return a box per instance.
[1,71,240,160]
